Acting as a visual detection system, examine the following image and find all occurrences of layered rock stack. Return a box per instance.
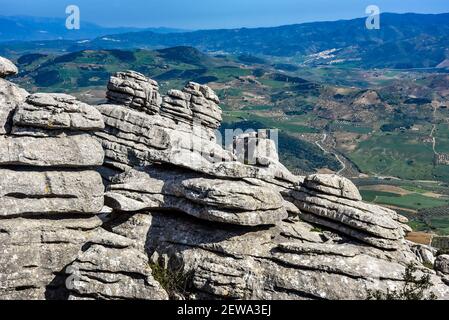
[1,93,105,215]
[106,71,161,114]
[105,166,288,226]
[0,57,106,298]
[98,73,297,227]
[290,174,411,250]
[1,56,449,300]
[160,82,222,130]
[0,60,168,300]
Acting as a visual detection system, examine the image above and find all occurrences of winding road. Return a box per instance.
[315,133,346,174]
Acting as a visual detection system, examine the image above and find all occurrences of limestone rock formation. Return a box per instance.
[288,174,410,250]
[13,93,104,131]
[160,82,222,129]
[0,91,105,218]
[106,71,162,114]
[0,78,28,134]
[0,62,122,299]
[0,57,18,78]
[1,57,449,301]
[104,166,288,226]
[436,255,449,275]
[146,212,449,300]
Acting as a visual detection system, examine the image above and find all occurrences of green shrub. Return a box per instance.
[149,263,193,299]
[367,263,437,300]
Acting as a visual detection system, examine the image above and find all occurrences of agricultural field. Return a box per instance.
[357,180,449,235]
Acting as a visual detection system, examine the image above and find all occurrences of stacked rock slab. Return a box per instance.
[160,82,222,130]
[99,73,297,184]
[0,60,168,300]
[0,58,28,135]
[105,166,288,226]
[290,174,411,250]
[97,72,296,226]
[0,61,107,298]
[1,93,105,216]
[66,213,169,300]
[106,71,161,114]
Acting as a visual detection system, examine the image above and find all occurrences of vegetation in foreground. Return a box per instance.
[367,264,437,300]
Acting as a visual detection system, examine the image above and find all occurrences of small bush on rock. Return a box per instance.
[367,263,437,300]
[149,263,194,299]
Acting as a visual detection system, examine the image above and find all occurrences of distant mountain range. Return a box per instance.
[1,13,449,69]
[0,16,187,42]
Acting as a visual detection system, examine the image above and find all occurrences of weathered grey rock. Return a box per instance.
[289,175,409,250]
[13,93,104,131]
[436,255,449,275]
[183,82,222,129]
[0,215,103,299]
[0,134,104,167]
[65,212,168,300]
[0,169,104,216]
[0,57,18,78]
[0,78,28,134]
[2,67,447,301]
[304,174,362,201]
[146,212,449,300]
[96,103,297,184]
[160,82,222,129]
[105,166,287,226]
[411,244,437,266]
[160,89,193,123]
[106,71,161,114]
[67,244,168,300]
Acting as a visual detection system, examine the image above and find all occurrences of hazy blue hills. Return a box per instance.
[65,13,447,69]
[1,13,448,69]
[0,15,186,42]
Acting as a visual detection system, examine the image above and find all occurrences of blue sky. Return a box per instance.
[0,0,448,29]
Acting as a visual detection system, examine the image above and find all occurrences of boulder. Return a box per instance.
[106,71,161,114]
[0,57,18,78]
[303,174,362,201]
[0,169,104,216]
[436,255,449,275]
[0,134,104,167]
[0,78,28,134]
[290,174,409,250]
[13,93,104,131]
